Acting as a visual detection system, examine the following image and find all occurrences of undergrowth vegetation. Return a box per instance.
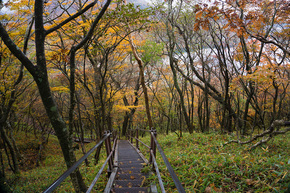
[138,132,290,192]
[5,131,289,192]
[5,132,108,192]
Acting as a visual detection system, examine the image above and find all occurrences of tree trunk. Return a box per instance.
[35,78,87,192]
[170,60,194,133]
[166,0,194,133]
[0,124,19,174]
[128,36,153,129]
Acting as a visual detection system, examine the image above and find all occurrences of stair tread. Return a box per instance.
[116,173,148,180]
[112,187,149,193]
[114,180,144,187]
[117,168,144,174]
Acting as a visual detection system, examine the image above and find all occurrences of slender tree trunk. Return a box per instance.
[0,124,19,174]
[128,36,153,129]
[0,150,10,193]
[166,0,194,133]
[170,60,194,133]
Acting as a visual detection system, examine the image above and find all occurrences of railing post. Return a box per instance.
[136,129,139,150]
[151,129,157,170]
[149,128,154,164]
[104,131,113,177]
[152,129,157,161]
[130,129,133,144]
[109,132,114,168]
[112,130,115,142]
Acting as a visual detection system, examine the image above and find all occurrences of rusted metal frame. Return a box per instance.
[150,150,166,193]
[149,129,154,163]
[113,140,119,167]
[87,131,117,192]
[104,138,119,192]
[112,135,117,153]
[111,134,117,163]
[152,130,157,163]
[149,129,157,165]
[43,133,110,193]
[86,147,115,193]
[104,132,113,174]
[151,134,186,193]
[108,133,114,169]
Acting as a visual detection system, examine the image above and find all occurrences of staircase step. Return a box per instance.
[119,163,144,169]
[118,168,143,174]
[112,187,150,193]
[116,173,148,180]
[119,160,144,164]
[115,180,144,187]
[118,158,143,162]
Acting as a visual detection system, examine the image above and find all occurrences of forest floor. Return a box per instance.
[5,130,290,192]
[139,131,290,193]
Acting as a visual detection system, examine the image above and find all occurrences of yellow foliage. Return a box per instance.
[50,86,69,93]
[114,105,143,112]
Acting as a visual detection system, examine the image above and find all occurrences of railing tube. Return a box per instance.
[152,129,157,162]
[149,128,154,163]
[150,150,166,193]
[151,134,186,193]
[149,128,157,167]
[135,137,150,149]
[43,134,110,193]
[86,142,115,193]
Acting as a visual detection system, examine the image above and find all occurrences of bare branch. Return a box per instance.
[0,23,37,77]
[45,0,99,35]
[223,120,290,150]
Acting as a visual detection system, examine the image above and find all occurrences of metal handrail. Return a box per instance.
[150,150,166,193]
[86,136,117,193]
[151,132,186,193]
[134,136,150,149]
[126,127,186,193]
[43,131,116,193]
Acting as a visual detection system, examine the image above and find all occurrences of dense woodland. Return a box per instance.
[0,0,289,192]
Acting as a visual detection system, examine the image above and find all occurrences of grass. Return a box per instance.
[4,130,290,192]
[137,131,290,193]
[5,132,109,192]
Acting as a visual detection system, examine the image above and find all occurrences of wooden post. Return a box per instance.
[130,130,133,144]
[136,129,139,150]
